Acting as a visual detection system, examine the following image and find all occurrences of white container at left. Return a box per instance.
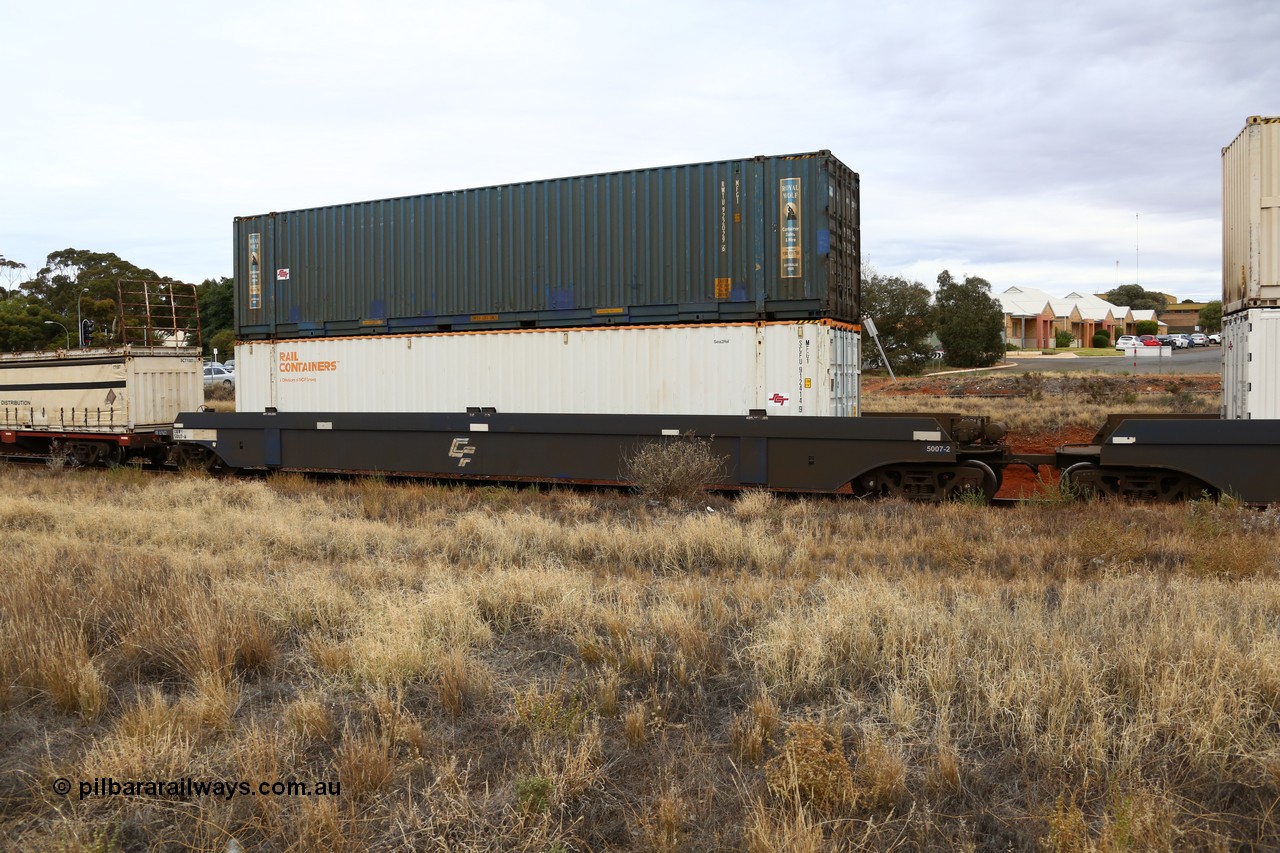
[0,348,204,431]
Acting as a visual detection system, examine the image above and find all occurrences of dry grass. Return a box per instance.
[2,379,1278,850]
[863,371,1221,433]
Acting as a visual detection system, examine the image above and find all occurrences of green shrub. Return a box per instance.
[1054,330,1074,349]
[1091,332,1110,348]
[516,776,553,815]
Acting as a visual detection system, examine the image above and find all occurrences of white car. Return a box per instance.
[1170,334,1190,349]
[1207,333,1222,345]
[1115,335,1139,350]
[203,363,235,388]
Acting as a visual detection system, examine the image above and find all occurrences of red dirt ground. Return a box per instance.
[998,426,1098,499]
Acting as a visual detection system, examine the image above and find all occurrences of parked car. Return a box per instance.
[203,363,235,388]
[1138,335,1161,346]
[223,359,236,373]
[1188,333,1208,347]
[1170,334,1190,348]
[1155,335,1176,347]
[1115,335,1140,350]
[1206,333,1221,345]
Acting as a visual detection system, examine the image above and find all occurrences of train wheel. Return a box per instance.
[103,445,125,469]
[949,460,999,503]
[174,444,222,472]
[1060,462,1102,499]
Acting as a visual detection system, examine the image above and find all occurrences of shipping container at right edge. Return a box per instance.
[235,321,859,418]
[1222,116,1280,314]
[1222,308,1280,419]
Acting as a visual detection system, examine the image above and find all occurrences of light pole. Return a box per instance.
[76,288,89,348]
[44,320,70,350]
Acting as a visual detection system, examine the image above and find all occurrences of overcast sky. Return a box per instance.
[3,0,1276,302]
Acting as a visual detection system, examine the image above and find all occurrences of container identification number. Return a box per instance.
[924,444,950,454]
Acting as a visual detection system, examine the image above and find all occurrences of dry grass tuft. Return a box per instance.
[624,703,648,748]
[333,726,396,801]
[731,690,780,764]
[852,727,908,811]
[284,691,336,744]
[435,648,491,718]
[743,798,831,853]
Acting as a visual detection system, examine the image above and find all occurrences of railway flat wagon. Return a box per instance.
[234,151,859,338]
[234,320,860,417]
[174,409,1009,500]
[0,347,202,464]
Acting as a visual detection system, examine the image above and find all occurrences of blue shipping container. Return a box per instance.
[234,151,858,338]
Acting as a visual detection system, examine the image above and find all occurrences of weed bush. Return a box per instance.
[1011,371,1046,401]
[622,433,727,506]
[764,721,853,813]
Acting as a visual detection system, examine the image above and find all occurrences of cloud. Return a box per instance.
[1,0,1275,305]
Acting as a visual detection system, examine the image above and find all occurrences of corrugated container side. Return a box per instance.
[235,321,860,417]
[235,152,858,338]
[1222,308,1280,419]
[1223,116,1280,313]
[126,355,205,427]
[0,351,202,430]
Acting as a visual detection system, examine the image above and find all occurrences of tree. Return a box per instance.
[22,249,169,344]
[0,293,64,351]
[0,255,28,293]
[1198,300,1223,333]
[933,270,1005,368]
[1135,319,1159,336]
[860,265,936,375]
[198,277,234,337]
[208,329,235,362]
[1104,284,1168,314]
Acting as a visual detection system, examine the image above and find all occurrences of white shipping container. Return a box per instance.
[0,348,203,431]
[1223,308,1280,419]
[236,321,860,417]
[1222,116,1280,313]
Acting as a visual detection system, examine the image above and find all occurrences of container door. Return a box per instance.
[1224,312,1250,419]
[828,325,859,417]
[748,161,766,311]
[235,217,275,338]
[824,159,860,320]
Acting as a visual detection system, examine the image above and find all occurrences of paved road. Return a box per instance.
[993,346,1223,375]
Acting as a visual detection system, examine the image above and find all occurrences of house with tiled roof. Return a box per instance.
[996,287,1165,348]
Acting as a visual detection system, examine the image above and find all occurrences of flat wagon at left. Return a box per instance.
[0,281,203,466]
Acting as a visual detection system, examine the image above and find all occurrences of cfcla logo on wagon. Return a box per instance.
[767,393,790,407]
